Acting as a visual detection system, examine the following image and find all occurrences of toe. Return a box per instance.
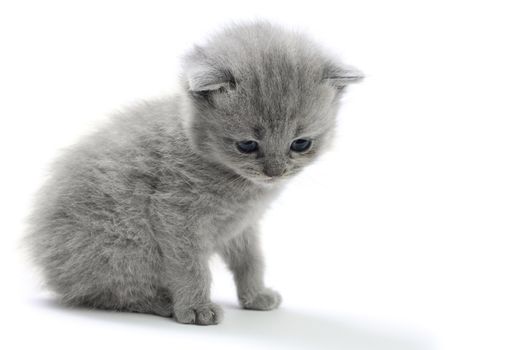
[174,308,196,324]
[174,303,223,325]
[197,304,222,325]
[241,288,282,310]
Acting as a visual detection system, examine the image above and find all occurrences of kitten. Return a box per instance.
[27,21,363,325]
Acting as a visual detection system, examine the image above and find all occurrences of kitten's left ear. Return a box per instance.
[323,64,364,90]
[185,64,235,93]
[183,46,235,94]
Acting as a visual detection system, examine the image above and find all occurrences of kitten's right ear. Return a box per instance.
[183,46,235,94]
[323,63,364,90]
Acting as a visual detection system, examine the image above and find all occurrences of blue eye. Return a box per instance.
[236,140,258,153]
[290,139,312,152]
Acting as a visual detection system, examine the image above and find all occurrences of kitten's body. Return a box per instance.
[27,22,362,325]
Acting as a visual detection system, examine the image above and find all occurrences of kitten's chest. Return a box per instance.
[197,187,274,243]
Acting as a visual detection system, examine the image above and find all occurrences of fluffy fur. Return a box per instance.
[26,22,362,325]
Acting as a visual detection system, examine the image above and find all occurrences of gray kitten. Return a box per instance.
[27,22,362,325]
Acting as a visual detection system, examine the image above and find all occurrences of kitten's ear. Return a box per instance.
[183,46,235,93]
[323,63,364,90]
[186,65,235,93]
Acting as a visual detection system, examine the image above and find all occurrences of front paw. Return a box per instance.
[240,288,282,311]
[173,302,223,325]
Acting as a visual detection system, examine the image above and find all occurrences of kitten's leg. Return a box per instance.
[165,251,222,325]
[219,227,281,310]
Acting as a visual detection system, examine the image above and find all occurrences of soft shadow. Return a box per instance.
[218,303,432,350]
[31,297,432,350]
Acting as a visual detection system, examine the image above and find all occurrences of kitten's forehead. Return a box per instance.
[228,67,336,138]
[221,41,335,134]
[212,80,335,142]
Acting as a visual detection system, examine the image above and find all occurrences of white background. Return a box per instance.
[1,1,516,349]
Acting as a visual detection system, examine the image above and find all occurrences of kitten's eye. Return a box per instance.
[236,140,259,153]
[290,138,312,152]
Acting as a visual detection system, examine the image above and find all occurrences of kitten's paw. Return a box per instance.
[240,288,282,311]
[173,303,223,325]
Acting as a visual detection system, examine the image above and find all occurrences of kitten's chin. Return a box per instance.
[247,176,288,188]
[225,164,289,188]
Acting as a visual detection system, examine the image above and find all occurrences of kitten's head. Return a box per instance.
[181,22,362,186]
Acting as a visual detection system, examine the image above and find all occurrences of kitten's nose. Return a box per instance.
[263,161,286,178]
